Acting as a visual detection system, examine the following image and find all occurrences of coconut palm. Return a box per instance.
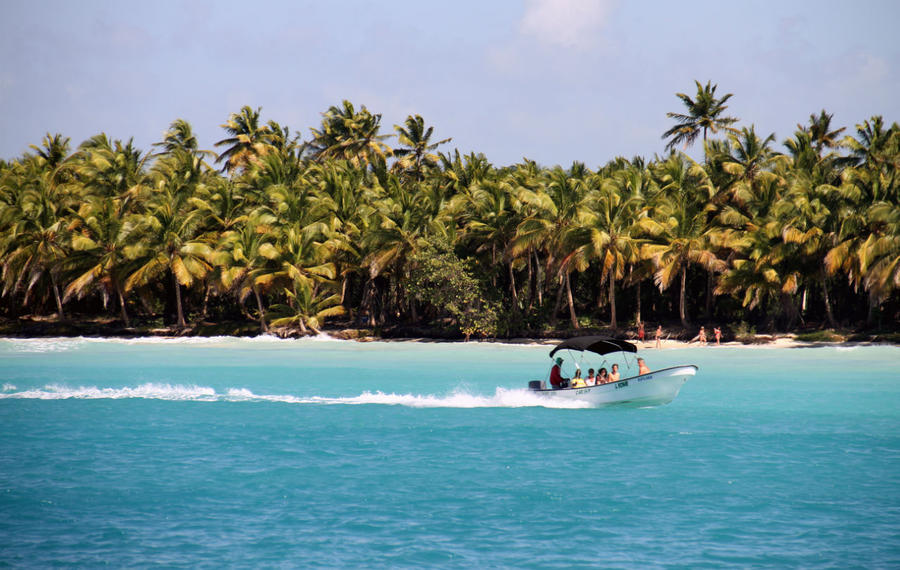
[1,151,75,319]
[662,80,739,151]
[393,114,451,183]
[513,165,589,328]
[214,106,273,174]
[565,164,649,328]
[801,110,845,155]
[308,100,392,169]
[63,196,136,325]
[217,211,279,332]
[125,200,213,328]
[268,278,345,334]
[643,154,725,328]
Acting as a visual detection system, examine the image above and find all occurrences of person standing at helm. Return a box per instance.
[549,357,569,389]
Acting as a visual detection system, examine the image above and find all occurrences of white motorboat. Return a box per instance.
[528,336,697,407]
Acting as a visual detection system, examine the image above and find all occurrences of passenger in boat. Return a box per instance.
[571,368,586,388]
[637,358,651,375]
[609,363,620,382]
[597,367,609,384]
[549,357,569,389]
[586,368,596,386]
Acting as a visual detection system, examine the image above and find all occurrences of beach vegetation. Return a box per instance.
[0,84,897,338]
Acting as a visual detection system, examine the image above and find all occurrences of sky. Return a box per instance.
[2,0,898,167]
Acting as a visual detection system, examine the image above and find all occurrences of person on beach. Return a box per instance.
[638,322,645,342]
[586,368,596,386]
[609,363,620,382]
[698,326,707,344]
[655,325,663,349]
[714,327,722,346]
[597,367,608,384]
[637,358,651,375]
[549,357,568,389]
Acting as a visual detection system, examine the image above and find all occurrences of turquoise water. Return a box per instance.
[1,337,898,568]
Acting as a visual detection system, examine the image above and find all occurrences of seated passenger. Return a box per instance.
[571,369,586,388]
[586,368,596,386]
[597,367,608,384]
[609,363,620,383]
[571,368,587,388]
[637,357,651,375]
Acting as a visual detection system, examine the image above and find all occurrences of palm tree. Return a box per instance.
[643,154,725,328]
[125,200,213,328]
[214,106,273,174]
[715,126,782,225]
[715,214,804,328]
[268,278,345,334]
[450,176,522,307]
[802,110,845,155]
[513,165,588,328]
[565,164,649,328]
[393,114,451,183]
[663,80,739,151]
[308,100,392,169]
[1,150,75,319]
[217,211,279,332]
[63,196,136,325]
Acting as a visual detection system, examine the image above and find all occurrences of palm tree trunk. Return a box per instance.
[565,272,578,329]
[491,243,496,287]
[525,253,534,310]
[609,276,617,329]
[705,272,713,320]
[509,261,519,310]
[866,291,878,328]
[116,282,130,327]
[635,280,642,325]
[820,270,836,328]
[253,286,268,333]
[551,277,564,328]
[201,282,210,320]
[50,271,65,321]
[173,276,186,329]
[679,266,689,329]
[781,292,799,330]
[173,272,185,328]
[535,251,543,306]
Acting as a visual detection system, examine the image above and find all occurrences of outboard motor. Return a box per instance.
[528,380,544,391]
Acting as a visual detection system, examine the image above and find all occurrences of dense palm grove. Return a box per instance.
[1,82,898,338]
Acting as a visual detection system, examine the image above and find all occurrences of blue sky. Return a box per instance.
[3,0,898,167]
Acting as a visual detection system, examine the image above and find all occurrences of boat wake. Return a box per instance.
[0,383,592,409]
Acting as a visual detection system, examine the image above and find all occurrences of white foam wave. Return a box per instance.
[0,383,218,401]
[0,334,350,351]
[2,383,16,392]
[0,384,589,408]
[2,338,89,352]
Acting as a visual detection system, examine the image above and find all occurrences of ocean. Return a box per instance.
[1,337,898,568]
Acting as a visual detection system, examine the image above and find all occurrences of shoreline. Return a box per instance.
[0,331,896,350]
[1,316,896,348]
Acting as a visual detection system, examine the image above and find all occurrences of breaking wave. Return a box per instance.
[0,383,590,408]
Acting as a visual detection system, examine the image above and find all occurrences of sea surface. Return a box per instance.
[1,336,898,568]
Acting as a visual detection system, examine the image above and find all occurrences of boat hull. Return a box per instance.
[531,365,698,407]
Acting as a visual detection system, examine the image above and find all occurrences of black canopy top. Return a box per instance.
[548,336,637,358]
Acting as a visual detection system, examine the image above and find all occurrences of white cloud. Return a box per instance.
[519,0,615,50]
